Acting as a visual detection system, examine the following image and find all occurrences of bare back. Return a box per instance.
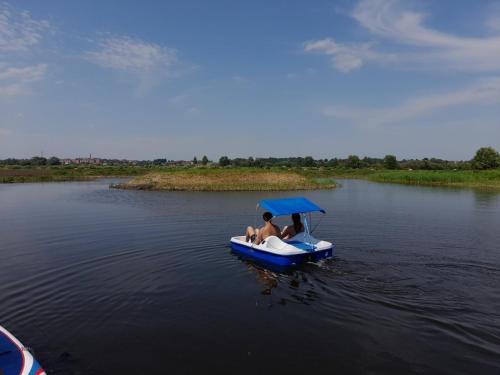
[256,222,280,243]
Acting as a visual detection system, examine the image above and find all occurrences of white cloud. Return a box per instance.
[0,64,46,81]
[351,0,500,71]
[304,38,394,72]
[0,4,50,52]
[86,35,179,74]
[0,63,47,96]
[323,77,500,125]
[0,4,50,97]
[306,0,500,72]
[85,35,183,94]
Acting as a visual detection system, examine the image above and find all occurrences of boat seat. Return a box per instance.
[263,236,287,250]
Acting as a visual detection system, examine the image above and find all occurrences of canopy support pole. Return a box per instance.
[302,213,313,251]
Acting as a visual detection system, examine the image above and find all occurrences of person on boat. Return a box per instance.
[245,211,280,244]
[281,213,304,240]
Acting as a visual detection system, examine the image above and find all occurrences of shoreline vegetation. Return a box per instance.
[1,147,499,190]
[1,165,500,190]
[330,169,500,189]
[0,166,149,183]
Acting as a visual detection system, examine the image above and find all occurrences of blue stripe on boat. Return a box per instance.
[0,329,24,375]
[28,361,43,375]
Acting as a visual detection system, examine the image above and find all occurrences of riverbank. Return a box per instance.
[2,166,500,190]
[0,166,151,183]
[327,169,500,189]
[112,168,336,191]
[371,170,500,189]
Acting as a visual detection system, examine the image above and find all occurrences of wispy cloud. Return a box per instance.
[304,38,394,72]
[0,63,47,96]
[0,4,50,52]
[306,0,500,72]
[168,89,202,114]
[0,64,46,81]
[85,34,183,93]
[86,35,180,74]
[0,4,50,97]
[323,77,500,125]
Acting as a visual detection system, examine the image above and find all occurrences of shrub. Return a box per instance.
[218,156,230,166]
[383,155,398,169]
[472,147,500,170]
[346,155,361,169]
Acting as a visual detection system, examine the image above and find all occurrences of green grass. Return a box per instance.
[112,167,336,191]
[0,165,154,183]
[313,168,500,189]
[366,169,500,189]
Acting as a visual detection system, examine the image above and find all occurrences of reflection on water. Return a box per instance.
[0,179,499,374]
[473,189,500,209]
[247,264,279,295]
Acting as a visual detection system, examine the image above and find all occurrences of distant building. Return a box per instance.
[61,157,194,166]
[63,155,102,165]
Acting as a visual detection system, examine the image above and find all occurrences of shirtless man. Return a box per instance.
[245,212,280,244]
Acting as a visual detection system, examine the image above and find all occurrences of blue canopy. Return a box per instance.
[258,197,325,216]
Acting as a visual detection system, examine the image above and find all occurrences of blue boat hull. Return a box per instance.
[230,241,334,267]
[0,325,45,375]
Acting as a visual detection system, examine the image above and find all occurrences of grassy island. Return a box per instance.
[112,168,336,191]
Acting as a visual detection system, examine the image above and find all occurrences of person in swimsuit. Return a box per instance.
[245,211,280,244]
[280,213,304,240]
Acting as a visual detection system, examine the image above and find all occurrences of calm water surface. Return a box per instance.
[1,179,499,374]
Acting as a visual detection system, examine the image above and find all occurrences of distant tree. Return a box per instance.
[304,156,315,167]
[193,156,198,165]
[472,147,500,170]
[30,156,47,166]
[248,156,254,166]
[47,156,61,166]
[383,155,398,170]
[421,158,432,170]
[4,158,19,165]
[153,158,167,165]
[201,155,209,165]
[327,158,339,167]
[232,158,248,167]
[219,156,230,166]
[346,155,361,169]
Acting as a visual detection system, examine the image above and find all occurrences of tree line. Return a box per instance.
[214,147,500,170]
[1,147,499,170]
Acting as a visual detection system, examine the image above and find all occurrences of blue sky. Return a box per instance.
[1,0,499,160]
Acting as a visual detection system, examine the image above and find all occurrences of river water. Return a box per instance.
[0,179,499,374]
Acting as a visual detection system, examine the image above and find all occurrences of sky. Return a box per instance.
[1,0,500,160]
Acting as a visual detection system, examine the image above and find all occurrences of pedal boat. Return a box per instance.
[230,197,334,267]
[0,325,46,375]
